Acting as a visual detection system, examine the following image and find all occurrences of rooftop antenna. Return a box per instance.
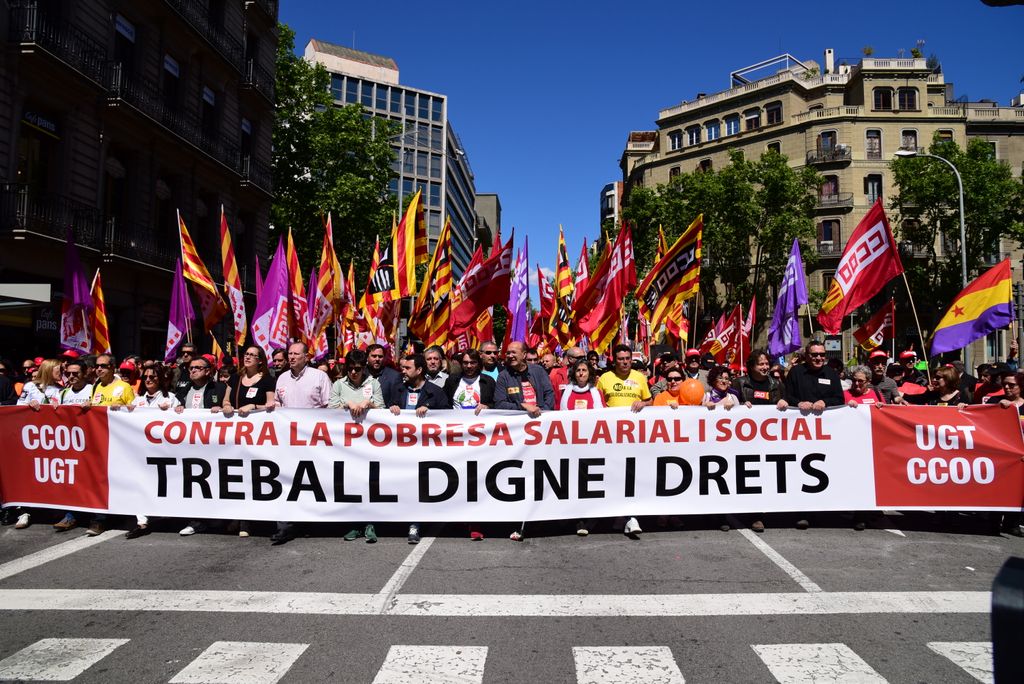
[352,31,355,49]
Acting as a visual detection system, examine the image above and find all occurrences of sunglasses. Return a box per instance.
[1003,382,1019,388]
[95,363,112,369]
[243,352,259,358]
[189,366,209,371]
[808,352,826,358]
[666,377,683,383]
[347,365,365,372]
[143,374,159,380]
[480,350,497,355]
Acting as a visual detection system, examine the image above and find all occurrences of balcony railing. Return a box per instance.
[103,217,178,270]
[8,2,110,87]
[806,145,852,165]
[817,240,843,257]
[108,63,241,175]
[816,192,854,209]
[0,183,105,249]
[163,0,244,72]
[242,58,275,103]
[246,0,278,20]
[240,154,273,195]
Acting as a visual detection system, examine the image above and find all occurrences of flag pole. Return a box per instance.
[901,271,931,383]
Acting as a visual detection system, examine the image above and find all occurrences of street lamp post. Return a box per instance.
[894,149,969,369]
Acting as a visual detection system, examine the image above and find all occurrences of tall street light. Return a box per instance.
[894,149,969,367]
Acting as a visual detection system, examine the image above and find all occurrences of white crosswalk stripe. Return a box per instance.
[371,645,488,683]
[0,638,129,681]
[169,641,309,684]
[573,646,685,684]
[752,642,888,683]
[927,641,993,684]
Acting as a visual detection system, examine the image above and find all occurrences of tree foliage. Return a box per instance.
[622,149,821,327]
[271,24,397,276]
[891,136,1024,322]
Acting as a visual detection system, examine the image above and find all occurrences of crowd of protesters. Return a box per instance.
[1,335,1021,543]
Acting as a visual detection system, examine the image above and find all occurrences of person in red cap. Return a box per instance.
[867,351,902,403]
[899,350,927,386]
[118,359,140,393]
[681,348,710,391]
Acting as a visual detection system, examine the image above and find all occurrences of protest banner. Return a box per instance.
[1,406,1021,522]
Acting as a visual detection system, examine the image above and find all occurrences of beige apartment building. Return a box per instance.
[620,50,1024,363]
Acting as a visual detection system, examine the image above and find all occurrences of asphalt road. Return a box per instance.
[0,510,1018,683]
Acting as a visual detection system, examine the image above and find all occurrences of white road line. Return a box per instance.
[0,638,129,681]
[573,646,685,684]
[169,641,308,684]
[927,641,993,684]
[0,589,989,617]
[0,530,126,582]
[371,645,487,684]
[752,643,888,683]
[738,528,822,593]
[376,537,434,614]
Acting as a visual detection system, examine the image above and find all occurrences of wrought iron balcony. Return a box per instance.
[242,58,275,103]
[246,0,278,21]
[0,183,104,249]
[806,145,852,165]
[240,154,273,195]
[816,192,854,209]
[816,240,843,257]
[163,0,244,73]
[108,63,241,175]
[8,2,110,87]
[103,217,177,270]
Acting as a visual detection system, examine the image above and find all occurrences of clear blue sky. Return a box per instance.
[282,0,1023,295]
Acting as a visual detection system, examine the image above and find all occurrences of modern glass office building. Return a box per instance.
[305,39,480,274]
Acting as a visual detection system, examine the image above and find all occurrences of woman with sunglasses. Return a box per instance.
[217,346,276,418]
[652,369,687,407]
[903,366,963,406]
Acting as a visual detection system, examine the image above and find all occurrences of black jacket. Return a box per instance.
[174,381,227,409]
[371,365,403,408]
[443,373,496,408]
[391,380,451,410]
[733,374,783,404]
[784,364,844,406]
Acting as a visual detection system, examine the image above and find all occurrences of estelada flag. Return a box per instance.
[854,299,896,351]
[637,215,702,332]
[818,200,903,333]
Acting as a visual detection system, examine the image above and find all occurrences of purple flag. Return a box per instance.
[768,239,809,357]
[164,259,195,362]
[60,231,94,353]
[508,237,529,343]
[251,238,290,356]
[254,253,264,300]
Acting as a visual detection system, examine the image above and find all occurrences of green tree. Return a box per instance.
[891,136,1024,323]
[272,24,397,276]
[622,150,820,326]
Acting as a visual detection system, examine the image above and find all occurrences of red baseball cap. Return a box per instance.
[868,350,888,360]
[60,349,80,359]
[119,360,136,371]
[899,351,917,360]
[33,356,45,366]
[685,349,701,358]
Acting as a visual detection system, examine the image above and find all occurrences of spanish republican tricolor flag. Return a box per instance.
[178,210,228,332]
[931,259,1015,355]
[218,207,246,349]
[637,214,702,332]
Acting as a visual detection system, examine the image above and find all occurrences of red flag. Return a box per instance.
[698,313,726,357]
[450,236,514,336]
[577,225,635,353]
[818,200,904,333]
[537,266,555,329]
[854,299,896,351]
[710,306,742,363]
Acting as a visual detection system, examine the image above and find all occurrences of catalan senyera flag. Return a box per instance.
[550,226,575,344]
[854,299,896,352]
[366,190,425,305]
[818,200,904,334]
[931,259,1015,355]
[656,225,669,262]
[178,210,228,332]
[637,215,702,333]
[308,214,341,344]
[218,207,246,350]
[89,269,111,355]
[210,332,223,369]
[285,227,309,345]
[409,217,453,347]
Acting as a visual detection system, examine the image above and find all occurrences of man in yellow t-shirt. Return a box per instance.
[91,354,136,406]
[596,344,651,411]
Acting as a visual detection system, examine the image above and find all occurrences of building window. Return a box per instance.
[698,159,713,173]
[428,182,441,208]
[744,108,761,131]
[900,129,918,150]
[817,130,837,152]
[361,82,373,107]
[330,74,343,101]
[865,129,882,159]
[936,129,954,142]
[390,89,402,113]
[821,175,839,197]
[405,92,416,116]
[429,154,442,179]
[865,174,883,204]
[986,141,997,158]
[705,120,720,141]
[765,102,782,125]
[766,141,781,153]
[345,79,358,104]
[686,125,701,146]
[897,87,918,111]
[819,220,839,244]
[431,98,443,122]
[200,86,218,139]
[162,54,180,113]
[669,166,680,179]
[873,88,893,111]
[419,96,430,120]
[375,85,388,111]
[725,115,740,136]
[668,130,683,151]
[821,270,836,290]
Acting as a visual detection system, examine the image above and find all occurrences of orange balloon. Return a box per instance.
[679,378,705,405]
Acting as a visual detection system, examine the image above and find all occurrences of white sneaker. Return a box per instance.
[624,517,642,535]
[179,525,196,536]
[238,530,250,538]
[15,513,30,529]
